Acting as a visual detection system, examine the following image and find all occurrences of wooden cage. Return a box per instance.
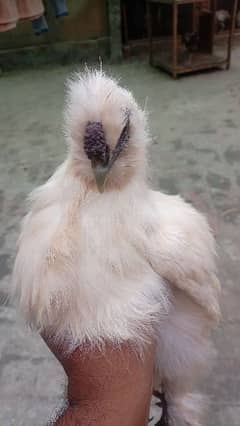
[121,0,240,56]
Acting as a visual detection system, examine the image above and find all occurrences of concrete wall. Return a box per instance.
[0,0,108,50]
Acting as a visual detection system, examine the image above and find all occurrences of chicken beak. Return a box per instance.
[92,162,109,193]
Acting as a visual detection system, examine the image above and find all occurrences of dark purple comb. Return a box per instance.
[84,121,110,165]
[84,110,130,168]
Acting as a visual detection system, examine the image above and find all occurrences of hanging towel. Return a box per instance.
[0,0,18,32]
[16,0,44,21]
[50,0,68,18]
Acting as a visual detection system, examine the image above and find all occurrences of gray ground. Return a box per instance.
[1,51,240,426]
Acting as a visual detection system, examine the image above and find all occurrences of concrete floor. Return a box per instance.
[1,51,240,425]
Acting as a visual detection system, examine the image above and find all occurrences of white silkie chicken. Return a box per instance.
[12,71,220,426]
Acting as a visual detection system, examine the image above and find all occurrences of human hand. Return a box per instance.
[43,334,155,426]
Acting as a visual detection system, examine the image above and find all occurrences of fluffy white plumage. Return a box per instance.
[12,70,220,425]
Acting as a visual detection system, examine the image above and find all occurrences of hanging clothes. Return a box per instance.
[31,0,69,35]
[50,0,68,18]
[0,0,44,32]
[0,0,19,32]
[0,0,69,34]
[16,0,44,20]
[32,15,48,35]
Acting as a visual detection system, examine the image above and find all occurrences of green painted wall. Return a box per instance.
[0,0,108,50]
